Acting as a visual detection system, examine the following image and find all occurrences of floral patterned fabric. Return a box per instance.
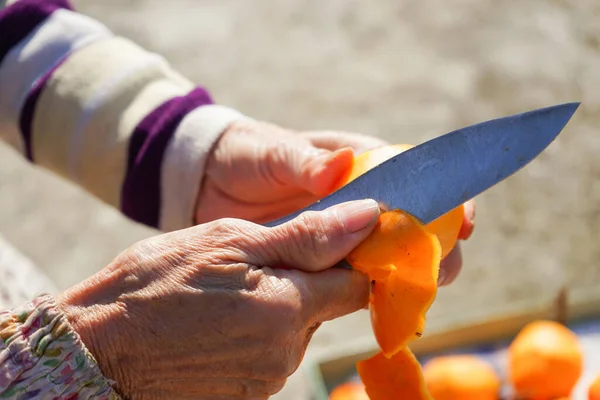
[0,294,121,399]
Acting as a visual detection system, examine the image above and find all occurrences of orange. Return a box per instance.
[349,209,441,399]
[341,144,415,184]
[337,144,464,258]
[329,381,370,400]
[340,144,467,399]
[508,320,583,399]
[422,355,501,400]
[589,374,600,400]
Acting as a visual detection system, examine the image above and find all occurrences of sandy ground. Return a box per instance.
[1,1,600,398]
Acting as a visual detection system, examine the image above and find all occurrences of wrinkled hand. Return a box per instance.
[195,120,388,225]
[56,199,381,400]
[196,120,476,286]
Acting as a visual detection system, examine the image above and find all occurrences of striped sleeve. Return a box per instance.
[0,0,248,231]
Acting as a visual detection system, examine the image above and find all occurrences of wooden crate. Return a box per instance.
[304,286,600,400]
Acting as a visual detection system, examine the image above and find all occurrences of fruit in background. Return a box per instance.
[588,374,600,400]
[508,320,583,399]
[422,355,501,400]
[336,144,464,258]
[329,381,369,400]
[591,381,600,400]
[357,348,432,400]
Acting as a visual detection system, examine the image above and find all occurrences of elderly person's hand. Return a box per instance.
[56,199,380,399]
[197,120,476,286]
[195,120,389,224]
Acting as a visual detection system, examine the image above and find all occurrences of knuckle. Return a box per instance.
[266,271,319,329]
[204,218,266,255]
[289,212,333,264]
[244,266,267,291]
[205,218,244,240]
[265,380,286,395]
[273,356,299,380]
[127,236,159,256]
[263,141,295,185]
[252,274,305,333]
[123,237,169,265]
[250,380,286,397]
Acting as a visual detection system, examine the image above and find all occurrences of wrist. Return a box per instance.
[161,104,251,231]
[55,274,130,393]
[1,293,120,399]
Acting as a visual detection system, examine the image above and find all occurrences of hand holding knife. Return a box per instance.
[264,102,580,268]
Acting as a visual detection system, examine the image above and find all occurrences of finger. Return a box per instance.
[458,199,476,240]
[283,267,370,323]
[302,130,389,155]
[248,199,380,271]
[295,146,355,197]
[437,244,463,286]
[265,138,355,197]
[195,180,317,224]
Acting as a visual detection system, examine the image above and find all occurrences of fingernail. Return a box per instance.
[305,147,332,160]
[437,267,448,286]
[309,147,352,163]
[333,199,380,233]
[331,147,354,158]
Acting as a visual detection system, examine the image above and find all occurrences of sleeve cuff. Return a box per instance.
[159,104,251,231]
[0,293,121,399]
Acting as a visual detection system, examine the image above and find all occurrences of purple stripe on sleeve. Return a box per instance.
[121,87,214,228]
[0,0,73,66]
[19,57,67,161]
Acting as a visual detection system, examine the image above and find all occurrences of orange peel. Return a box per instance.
[334,144,466,399]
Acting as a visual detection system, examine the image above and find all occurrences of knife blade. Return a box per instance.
[264,102,579,229]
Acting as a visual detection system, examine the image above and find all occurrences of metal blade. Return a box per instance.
[265,102,579,227]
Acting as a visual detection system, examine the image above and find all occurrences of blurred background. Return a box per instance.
[1,0,599,398]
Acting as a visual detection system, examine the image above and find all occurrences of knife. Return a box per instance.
[265,102,579,229]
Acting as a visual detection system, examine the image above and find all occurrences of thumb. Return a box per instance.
[267,139,355,197]
[253,199,380,271]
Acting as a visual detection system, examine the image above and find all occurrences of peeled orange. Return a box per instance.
[347,210,442,357]
[337,144,464,258]
[341,144,466,400]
